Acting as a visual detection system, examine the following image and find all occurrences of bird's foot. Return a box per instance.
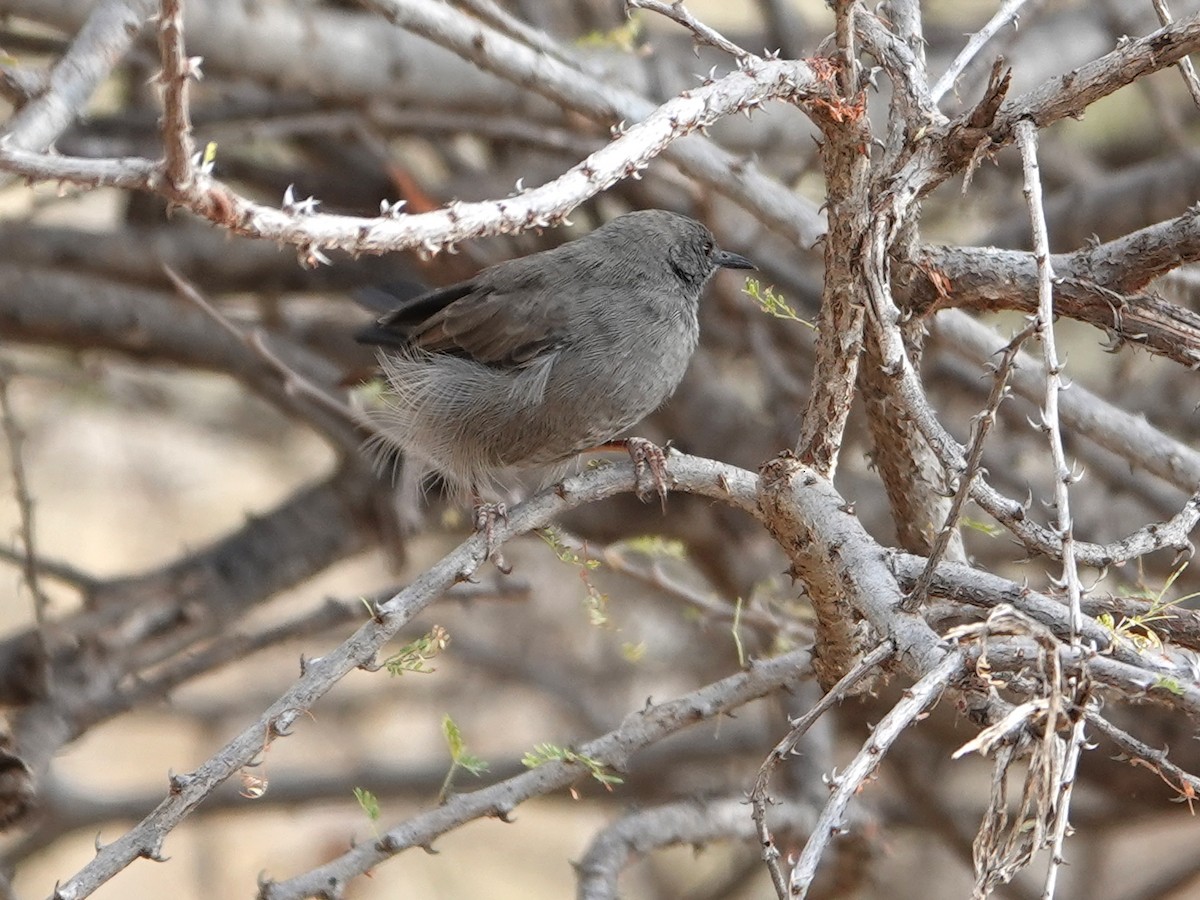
[623,437,671,510]
[473,501,511,573]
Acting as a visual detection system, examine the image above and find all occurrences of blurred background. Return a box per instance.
[4,0,1200,898]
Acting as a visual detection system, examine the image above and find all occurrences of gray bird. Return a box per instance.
[356,208,754,504]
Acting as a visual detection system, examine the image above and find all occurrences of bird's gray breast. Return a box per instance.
[526,284,701,458]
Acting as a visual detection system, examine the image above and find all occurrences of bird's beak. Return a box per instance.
[714,249,755,270]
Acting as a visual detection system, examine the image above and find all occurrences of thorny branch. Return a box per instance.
[1152,0,1200,109]
[1015,117,1089,900]
[752,641,895,899]
[0,55,820,260]
[43,455,757,898]
[1,1,1200,898]
[0,368,48,632]
[901,321,1037,612]
[929,0,1032,105]
[263,642,814,899]
[626,0,753,60]
[154,0,197,192]
[787,651,966,899]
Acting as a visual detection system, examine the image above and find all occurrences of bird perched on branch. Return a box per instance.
[356,208,754,513]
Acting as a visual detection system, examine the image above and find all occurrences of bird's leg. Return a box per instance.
[472,498,512,574]
[601,438,671,510]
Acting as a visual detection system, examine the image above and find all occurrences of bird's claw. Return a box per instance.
[625,438,670,510]
[473,502,512,573]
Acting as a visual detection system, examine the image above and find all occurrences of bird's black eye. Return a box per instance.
[703,239,714,256]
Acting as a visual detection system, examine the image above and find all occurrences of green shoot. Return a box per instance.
[439,715,489,804]
[1154,675,1185,697]
[200,141,218,169]
[353,787,381,836]
[621,641,647,663]
[575,18,642,51]
[615,535,688,559]
[522,743,623,788]
[743,277,813,328]
[538,527,609,625]
[961,517,1003,537]
[384,625,450,676]
[1099,562,1196,651]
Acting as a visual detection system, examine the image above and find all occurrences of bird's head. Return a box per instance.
[606,210,754,290]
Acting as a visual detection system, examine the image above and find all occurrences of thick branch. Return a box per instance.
[0,57,819,257]
[912,209,1200,368]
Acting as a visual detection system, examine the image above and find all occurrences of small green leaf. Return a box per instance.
[438,716,489,803]
[383,625,450,676]
[538,527,610,626]
[538,526,582,564]
[1154,676,1185,696]
[457,752,489,777]
[523,743,559,768]
[961,517,1003,537]
[353,787,380,822]
[743,277,813,328]
[582,578,609,626]
[522,743,623,787]
[575,17,643,51]
[618,535,688,559]
[443,714,465,761]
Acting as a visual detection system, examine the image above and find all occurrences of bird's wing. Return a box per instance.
[354,280,479,350]
[412,281,568,367]
[357,269,568,368]
[353,280,432,314]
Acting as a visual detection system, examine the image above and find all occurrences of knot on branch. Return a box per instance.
[758,450,810,492]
